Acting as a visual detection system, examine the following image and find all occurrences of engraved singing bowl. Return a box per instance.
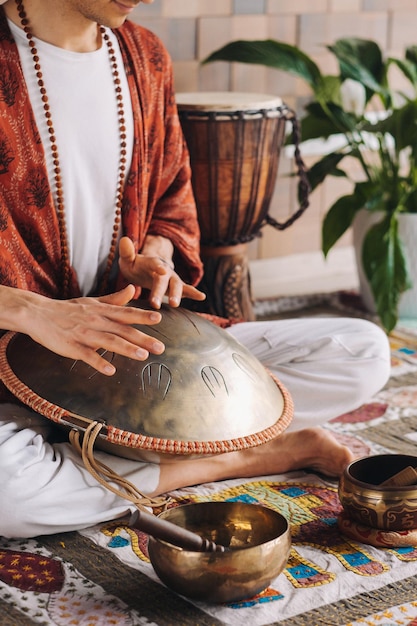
[0,301,293,462]
[339,454,417,531]
[147,501,291,603]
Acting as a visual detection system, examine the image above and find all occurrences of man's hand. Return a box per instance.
[19,285,165,376]
[118,236,206,309]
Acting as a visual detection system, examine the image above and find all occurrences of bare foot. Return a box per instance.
[232,427,356,479]
[154,427,356,496]
[283,427,356,477]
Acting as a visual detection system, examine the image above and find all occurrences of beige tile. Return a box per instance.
[328,0,361,11]
[161,0,232,18]
[299,13,388,55]
[247,239,260,261]
[266,0,327,14]
[251,68,296,100]
[259,180,308,258]
[390,11,417,51]
[130,2,162,19]
[161,0,200,18]
[362,0,390,9]
[198,0,233,15]
[277,150,297,177]
[267,15,298,44]
[312,52,339,78]
[386,63,416,100]
[170,20,197,61]
[234,0,267,14]
[136,18,196,61]
[268,179,294,221]
[231,64,269,93]
[199,63,231,92]
[364,0,417,9]
[259,221,295,258]
[172,61,200,92]
[320,176,354,222]
[231,15,270,39]
[288,187,323,253]
[198,17,233,60]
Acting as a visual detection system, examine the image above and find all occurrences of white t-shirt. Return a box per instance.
[8,20,134,295]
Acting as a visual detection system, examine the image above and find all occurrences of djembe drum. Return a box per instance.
[176,92,310,320]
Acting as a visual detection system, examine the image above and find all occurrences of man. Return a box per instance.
[0,0,390,538]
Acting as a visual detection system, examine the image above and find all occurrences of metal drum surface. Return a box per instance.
[0,301,293,461]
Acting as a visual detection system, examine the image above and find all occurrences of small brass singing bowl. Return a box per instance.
[147,501,291,603]
[339,454,417,531]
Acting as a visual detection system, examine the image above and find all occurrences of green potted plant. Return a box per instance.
[204,37,417,332]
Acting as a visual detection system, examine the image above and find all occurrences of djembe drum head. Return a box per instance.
[0,301,293,462]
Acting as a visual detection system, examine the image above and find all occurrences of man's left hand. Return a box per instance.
[118,236,206,309]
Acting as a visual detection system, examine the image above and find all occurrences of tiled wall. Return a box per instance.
[131,0,417,261]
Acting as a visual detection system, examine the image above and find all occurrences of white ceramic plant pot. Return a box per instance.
[352,209,417,320]
[397,213,417,319]
[352,209,380,314]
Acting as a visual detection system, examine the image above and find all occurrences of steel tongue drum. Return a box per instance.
[0,301,293,462]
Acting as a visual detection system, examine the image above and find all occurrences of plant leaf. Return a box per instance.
[202,39,322,89]
[302,101,358,136]
[406,46,417,71]
[362,100,417,151]
[362,214,411,332]
[297,110,342,142]
[314,75,342,104]
[327,38,386,98]
[322,193,364,255]
[307,152,348,191]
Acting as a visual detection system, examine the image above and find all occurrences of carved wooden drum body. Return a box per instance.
[176,92,287,247]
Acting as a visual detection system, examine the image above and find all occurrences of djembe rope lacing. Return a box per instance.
[69,421,170,513]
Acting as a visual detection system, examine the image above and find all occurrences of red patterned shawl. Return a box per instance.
[0,12,203,299]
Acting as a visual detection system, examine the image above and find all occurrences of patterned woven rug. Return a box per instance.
[2,293,417,626]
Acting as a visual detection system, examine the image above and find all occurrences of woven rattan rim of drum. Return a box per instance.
[0,331,294,455]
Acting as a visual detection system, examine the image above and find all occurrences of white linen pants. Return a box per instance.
[0,316,390,538]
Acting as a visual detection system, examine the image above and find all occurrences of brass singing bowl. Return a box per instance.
[339,454,417,531]
[147,501,291,603]
[0,301,293,462]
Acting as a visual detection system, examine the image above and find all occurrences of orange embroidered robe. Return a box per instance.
[0,12,203,299]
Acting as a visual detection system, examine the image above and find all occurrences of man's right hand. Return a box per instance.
[1,284,164,376]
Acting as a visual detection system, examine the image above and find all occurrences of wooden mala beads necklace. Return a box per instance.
[15,0,128,296]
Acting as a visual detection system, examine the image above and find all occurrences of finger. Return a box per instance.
[72,328,166,375]
[95,327,165,357]
[148,271,175,309]
[167,275,187,307]
[149,275,207,309]
[71,296,161,331]
[181,284,207,302]
[118,236,136,264]
[73,345,119,376]
[167,283,206,306]
[97,284,136,306]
